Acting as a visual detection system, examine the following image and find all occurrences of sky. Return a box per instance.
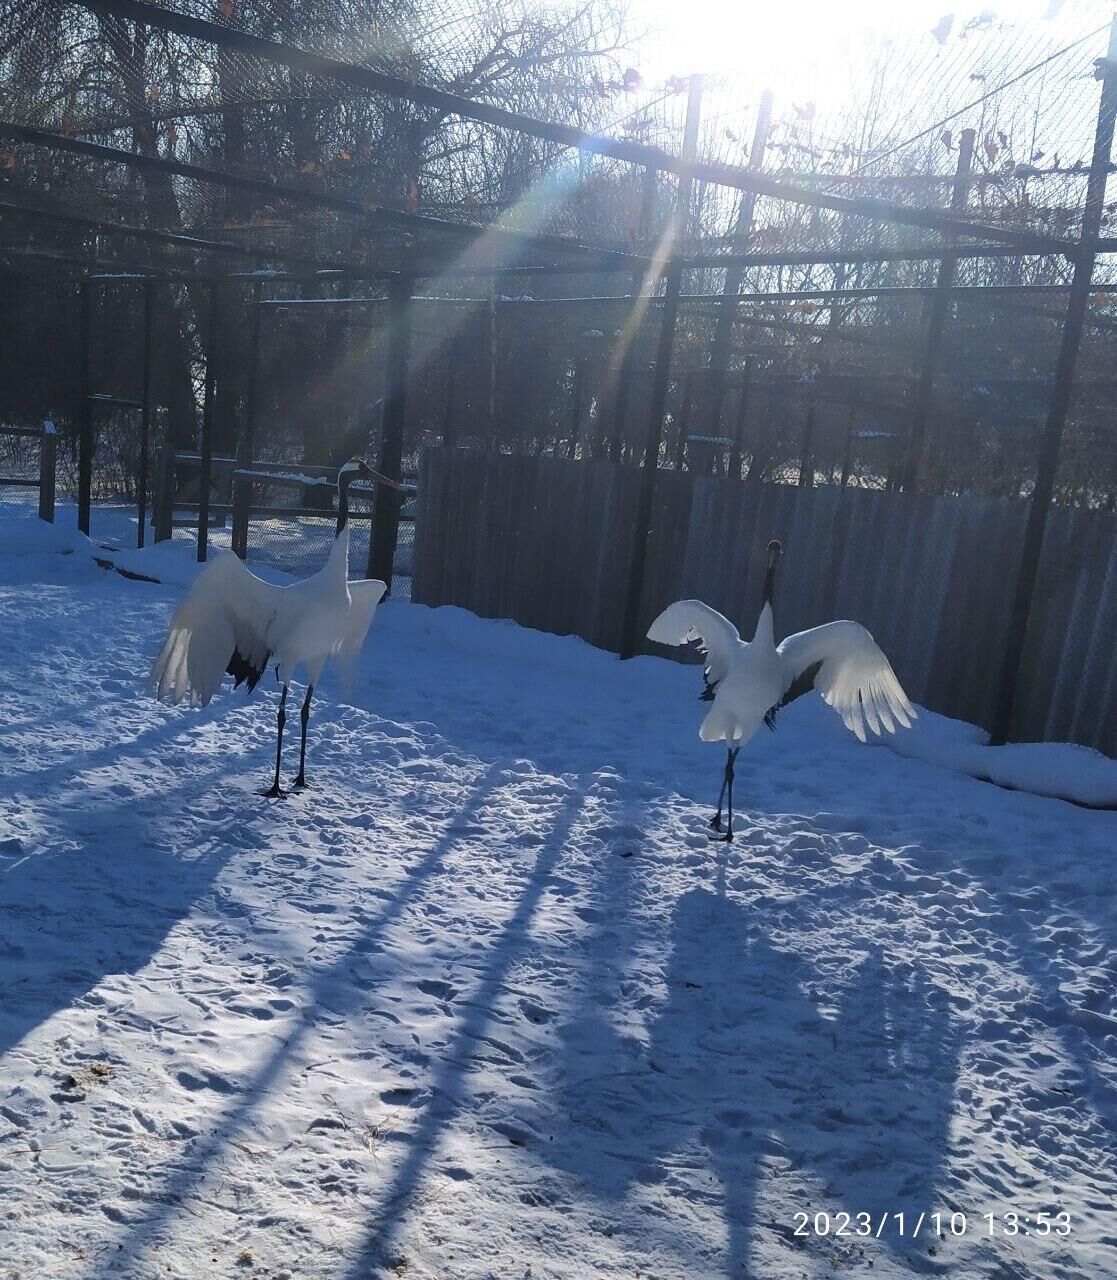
[627,0,1113,89]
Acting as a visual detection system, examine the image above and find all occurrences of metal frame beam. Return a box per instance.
[76,0,1081,256]
[0,195,284,261]
[6,194,1116,279]
[0,120,640,269]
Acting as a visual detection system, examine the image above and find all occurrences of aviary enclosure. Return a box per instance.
[2,0,1117,753]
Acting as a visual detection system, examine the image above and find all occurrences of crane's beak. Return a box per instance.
[356,462,413,494]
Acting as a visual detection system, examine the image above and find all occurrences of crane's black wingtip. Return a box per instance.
[227,647,269,693]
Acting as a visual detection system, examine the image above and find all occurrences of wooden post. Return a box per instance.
[369,274,412,589]
[198,282,219,562]
[705,90,773,435]
[38,420,56,522]
[137,278,155,548]
[77,280,93,535]
[153,444,174,542]
[619,74,703,660]
[991,18,1117,744]
[232,280,263,559]
[900,128,975,492]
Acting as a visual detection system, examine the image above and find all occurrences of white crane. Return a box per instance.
[151,459,404,797]
[647,539,916,841]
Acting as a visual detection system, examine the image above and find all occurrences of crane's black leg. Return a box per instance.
[263,684,289,798]
[710,746,740,843]
[709,746,732,832]
[293,685,314,789]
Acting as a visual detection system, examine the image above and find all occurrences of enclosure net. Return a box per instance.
[3,1,1115,265]
[2,0,1116,581]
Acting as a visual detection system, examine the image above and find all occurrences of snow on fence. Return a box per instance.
[413,448,1117,755]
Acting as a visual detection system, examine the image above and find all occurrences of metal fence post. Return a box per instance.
[137,278,156,547]
[441,336,462,449]
[38,420,56,522]
[565,355,586,460]
[672,372,694,470]
[153,444,175,542]
[197,282,219,562]
[77,280,93,535]
[232,280,263,559]
[369,274,412,590]
[839,396,858,488]
[619,74,703,660]
[486,285,497,450]
[899,127,975,492]
[991,17,1117,744]
[727,363,751,479]
[798,395,817,487]
[704,89,773,435]
[607,164,659,464]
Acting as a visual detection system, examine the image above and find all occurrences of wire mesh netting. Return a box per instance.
[4,1,1115,265]
[2,0,1116,588]
[0,430,46,517]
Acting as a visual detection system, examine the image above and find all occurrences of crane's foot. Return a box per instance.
[262,782,288,799]
[711,830,734,844]
[708,813,723,832]
[292,774,309,790]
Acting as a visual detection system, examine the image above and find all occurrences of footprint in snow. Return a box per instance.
[518,998,557,1025]
[175,1068,236,1094]
[380,1086,426,1107]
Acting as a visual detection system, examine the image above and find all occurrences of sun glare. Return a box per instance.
[630,0,1107,87]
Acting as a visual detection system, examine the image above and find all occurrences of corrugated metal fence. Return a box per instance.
[413,449,1117,754]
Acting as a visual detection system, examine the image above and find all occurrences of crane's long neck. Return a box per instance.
[335,473,353,537]
[327,472,355,580]
[754,555,778,645]
[763,556,777,611]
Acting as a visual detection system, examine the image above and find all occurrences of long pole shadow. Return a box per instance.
[342,785,586,1278]
[88,762,509,1279]
[1,692,271,796]
[0,743,264,1060]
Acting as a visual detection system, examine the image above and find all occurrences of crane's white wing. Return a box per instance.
[151,554,282,707]
[647,599,740,688]
[777,620,916,742]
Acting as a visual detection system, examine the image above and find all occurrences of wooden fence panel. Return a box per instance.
[1020,505,1117,754]
[413,448,1117,753]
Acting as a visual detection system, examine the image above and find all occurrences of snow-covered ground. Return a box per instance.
[1,519,1115,1280]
